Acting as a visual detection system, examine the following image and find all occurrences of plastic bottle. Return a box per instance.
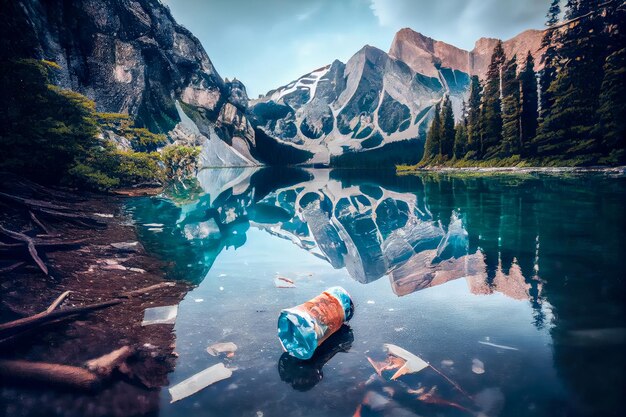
[277,286,354,360]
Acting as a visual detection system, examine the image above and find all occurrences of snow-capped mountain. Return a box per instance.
[249,44,470,166]
[248,27,544,167]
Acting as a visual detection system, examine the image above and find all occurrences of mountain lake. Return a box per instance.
[123,168,625,417]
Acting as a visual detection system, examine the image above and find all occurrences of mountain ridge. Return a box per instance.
[389,27,545,78]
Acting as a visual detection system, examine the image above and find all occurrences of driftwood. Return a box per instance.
[0,191,106,228]
[0,172,83,202]
[0,345,134,391]
[0,225,48,275]
[85,346,134,377]
[0,225,89,275]
[120,282,176,298]
[0,360,100,390]
[0,261,26,274]
[0,191,73,212]
[0,281,177,339]
[29,210,53,235]
[0,292,122,339]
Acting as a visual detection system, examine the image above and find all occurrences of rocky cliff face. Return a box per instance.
[249,45,470,166]
[8,0,258,166]
[389,28,545,79]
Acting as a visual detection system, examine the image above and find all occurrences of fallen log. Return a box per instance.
[0,360,100,390]
[0,345,134,391]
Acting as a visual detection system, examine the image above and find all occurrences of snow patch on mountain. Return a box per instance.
[268,65,330,104]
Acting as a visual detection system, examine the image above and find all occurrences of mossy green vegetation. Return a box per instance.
[162,144,201,181]
[0,59,198,191]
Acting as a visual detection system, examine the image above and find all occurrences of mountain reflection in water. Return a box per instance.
[129,168,543,300]
[125,167,625,417]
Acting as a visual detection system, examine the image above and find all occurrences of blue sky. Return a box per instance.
[164,0,548,98]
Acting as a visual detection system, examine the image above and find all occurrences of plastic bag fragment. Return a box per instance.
[169,363,232,403]
[207,342,238,356]
[141,305,178,326]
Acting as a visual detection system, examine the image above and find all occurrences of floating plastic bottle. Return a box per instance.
[277,286,354,360]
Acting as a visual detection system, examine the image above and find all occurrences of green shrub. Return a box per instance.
[162,144,201,181]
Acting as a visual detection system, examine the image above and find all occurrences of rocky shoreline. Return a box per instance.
[0,179,191,417]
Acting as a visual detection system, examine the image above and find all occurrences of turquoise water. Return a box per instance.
[125,168,625,417]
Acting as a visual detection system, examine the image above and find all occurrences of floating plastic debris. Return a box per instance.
[207,342,238,356]
[478,340,519,350]
[441,359,454,367]
[368,344,472,399]
[382,343,429,380]
[366,300,375,304]
[142,305,178,326]
[277,286,354,360]
[472,358,485,374]
[274,276,296,288]
[169,363,232,403]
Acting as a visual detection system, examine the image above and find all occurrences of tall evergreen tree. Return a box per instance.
[454,122,468,159]
[519,52,539,153]
[595,2,626,163]
[479,41,505,158]
[439,95,456,159]
[535,0,608,157]
[421,103,441,163]
[501,56,521,156]
[466,76,482,157]
[539,0,561,120]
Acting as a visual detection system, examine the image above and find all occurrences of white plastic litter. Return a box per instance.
[169,363,232,403]
[141,305,178,326]
[383,343,429,380]
[206,342,238,356]
[472,358,485,374]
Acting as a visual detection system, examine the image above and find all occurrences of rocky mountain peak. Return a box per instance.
[390,27,545,79]
[389,28,470,77]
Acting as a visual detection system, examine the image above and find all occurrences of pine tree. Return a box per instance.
[479,41,505,159]
[519,52,539,153]
[535,0,608,158]
[421,103,441,163]
[454,122,468,159]
[539,0,561,120]
[595,3,626,163]
[501,56,521,156]
[466,76,482,158]
[439,95,456,159]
